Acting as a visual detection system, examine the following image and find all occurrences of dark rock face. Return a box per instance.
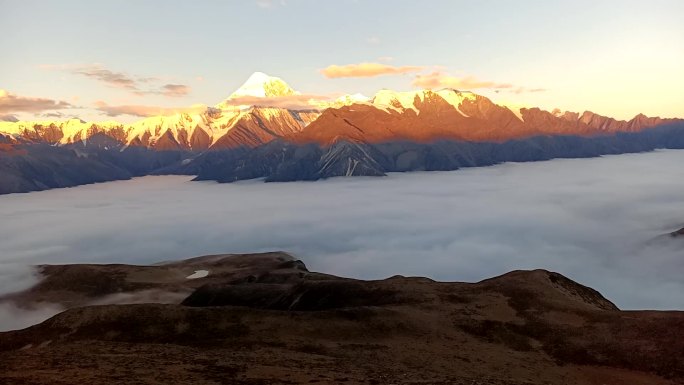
[182,280,400,310]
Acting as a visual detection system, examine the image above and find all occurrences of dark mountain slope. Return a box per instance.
[0,137,187,194]
[191,121,684,183]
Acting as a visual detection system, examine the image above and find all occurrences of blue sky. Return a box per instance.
[1,0,683,122]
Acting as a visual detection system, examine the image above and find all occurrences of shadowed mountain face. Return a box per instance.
[1,252,683,384]
[0,135,188,195]
[191,122,684,182]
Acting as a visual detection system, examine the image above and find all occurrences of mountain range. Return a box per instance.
[1,72,683,193]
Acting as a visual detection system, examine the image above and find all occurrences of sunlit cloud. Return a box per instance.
[94,101,207,117]
[413,71,513,90]
[413,71,546,94]
[221,93,335,110]
[0,89,72,114]
[321,62,424,79]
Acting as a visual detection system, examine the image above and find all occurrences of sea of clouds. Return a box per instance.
[1,149,684,330]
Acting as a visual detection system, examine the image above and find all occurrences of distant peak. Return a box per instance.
[229,72,298,99]
[244,71,277,85]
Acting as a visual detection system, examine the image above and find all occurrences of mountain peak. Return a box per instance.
[229,72,298,99]
[371,89,425,112]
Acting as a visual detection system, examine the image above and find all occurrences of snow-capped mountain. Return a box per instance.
[0,72,674,151]
[0,73,326,151]
[224,71,298,100]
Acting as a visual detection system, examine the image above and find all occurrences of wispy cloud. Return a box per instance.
[512,87,547,94]
[158,84,191,98]
[413,71,546,93]
[0,89,72,114]
[71,65,139,91]
[321,62,424,79]
[96,91,336,117]
[41,64,192,98]
[221,93,336,110]
[412,71,513,90]
[0,114,19,122]
[94,101,207,117]
[40,112,66,118]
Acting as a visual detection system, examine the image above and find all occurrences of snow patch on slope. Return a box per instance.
[372,90,426,113]
[435,89,477,117]
[186,270,209,279]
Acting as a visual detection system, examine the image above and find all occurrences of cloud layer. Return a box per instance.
[94,101,207,117]
[0,89,72,114]
[2,150,684,326]
[220,93,335,110]
[320,62,424,78]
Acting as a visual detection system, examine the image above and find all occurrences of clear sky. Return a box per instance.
[1,0,683,122]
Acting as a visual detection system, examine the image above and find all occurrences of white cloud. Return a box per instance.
[0,303,63,332]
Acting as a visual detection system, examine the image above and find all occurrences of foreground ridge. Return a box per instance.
[1,252,683,384]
